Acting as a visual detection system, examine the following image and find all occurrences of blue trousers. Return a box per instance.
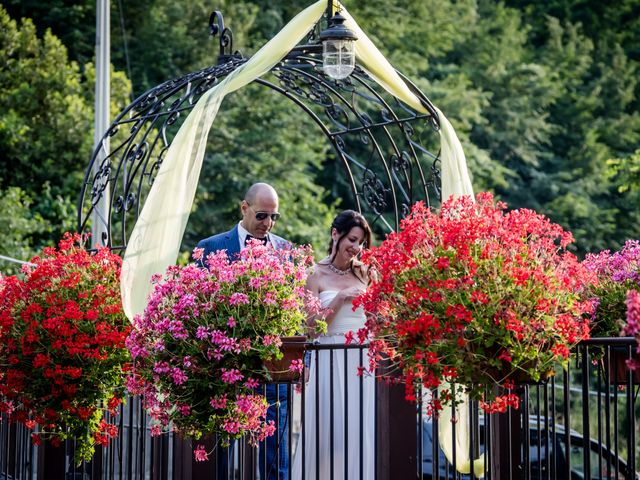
[259,383,289,480]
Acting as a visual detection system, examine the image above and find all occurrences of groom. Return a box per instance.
[196,182,290,480]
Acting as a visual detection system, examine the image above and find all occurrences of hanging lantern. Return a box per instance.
[319,13,358,80]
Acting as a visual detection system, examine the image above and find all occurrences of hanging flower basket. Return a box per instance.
[582,242,640,377]
[354,193,594,414]
[0,233,131,463]
[125,242,324,455]
[481,347,556,386]
[582,240,640,338]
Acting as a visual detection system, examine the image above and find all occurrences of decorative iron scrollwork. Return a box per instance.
[362,169,388,214]
[114,196,125,214]
[401,203,411,218]
[209,11,242,64]
[90,161,111,206]
[125,192,136,211]
[392,152,411,172]
[78,11,442,250]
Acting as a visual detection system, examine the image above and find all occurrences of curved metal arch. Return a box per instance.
[270,62,404,229]
[250,77,362,215]
[77,15,442,250]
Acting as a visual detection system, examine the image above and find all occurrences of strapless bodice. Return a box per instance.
[319,290,366,335]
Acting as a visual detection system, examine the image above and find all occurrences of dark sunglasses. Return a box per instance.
[255,211,280,222]
[247,204,280,222]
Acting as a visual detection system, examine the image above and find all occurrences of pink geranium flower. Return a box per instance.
[288,359,304,374]
[194,445,208,462]
[583,239,640,338]
[624,289,640,337]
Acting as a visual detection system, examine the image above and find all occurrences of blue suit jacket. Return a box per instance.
[196,224,289,261]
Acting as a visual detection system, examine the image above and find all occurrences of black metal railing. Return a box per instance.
[0,418,37,480]
[1,339,638,479]
[423,337,639,480]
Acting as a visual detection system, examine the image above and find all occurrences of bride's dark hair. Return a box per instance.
[327,209,372,260]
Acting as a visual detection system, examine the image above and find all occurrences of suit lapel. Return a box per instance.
[225,225,241,258]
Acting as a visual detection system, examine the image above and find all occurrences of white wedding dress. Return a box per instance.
[291,290,375,479]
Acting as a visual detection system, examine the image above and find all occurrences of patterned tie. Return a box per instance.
[245,234,268,246]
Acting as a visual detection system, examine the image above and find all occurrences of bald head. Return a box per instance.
[244,183,278,205]
[240,183,280,238]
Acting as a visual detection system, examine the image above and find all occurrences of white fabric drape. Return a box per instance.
[437,386,486,477]
[120,0,478,474]
[341,12,478,472]
[121,0,327,319]
[121,0,473,319]
[339,10,473,201]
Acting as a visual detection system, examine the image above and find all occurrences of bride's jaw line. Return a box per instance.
[330,244,354,270]
[331,249,358,272]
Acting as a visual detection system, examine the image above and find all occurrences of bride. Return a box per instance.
[292,210,376,479]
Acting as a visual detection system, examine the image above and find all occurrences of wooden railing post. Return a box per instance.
[151,434,169,480]
[190,436,217,479]
[172,435,193,479]
[376,379,418,479]
[37,441,66,480]
[488,389,523,480]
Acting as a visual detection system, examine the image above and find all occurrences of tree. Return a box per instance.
[0,6,131,248]
[415,0,640,254]
[531,17,640,253]
[7,0,640,257]
[0,187,48,275]
[609,149,640,194]
[2,0,97,65]
[111,0,262,96]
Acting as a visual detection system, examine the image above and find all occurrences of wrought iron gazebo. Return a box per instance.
[74,6,448,477]
[77,7,442,252]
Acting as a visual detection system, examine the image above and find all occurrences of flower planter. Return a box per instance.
[608,346,640,385]
[263,336,307,383]
[356,194,592,413]
[0,233,130,463]
[503,368,555,385]
[127,244,320,449]
[471,346,555,386]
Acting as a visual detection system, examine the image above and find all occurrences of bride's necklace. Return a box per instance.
[326,261,351,276]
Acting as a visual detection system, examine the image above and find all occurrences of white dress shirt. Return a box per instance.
[237,221,276,250]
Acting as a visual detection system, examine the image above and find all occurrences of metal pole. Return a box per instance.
[326,0,334,20]
[93,0,110,248]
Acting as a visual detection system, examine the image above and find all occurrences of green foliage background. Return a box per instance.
[1,0,640,271]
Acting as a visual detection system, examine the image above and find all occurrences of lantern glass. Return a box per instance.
[322,38,355,80]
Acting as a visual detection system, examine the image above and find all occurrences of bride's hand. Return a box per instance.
[339,286,365,303]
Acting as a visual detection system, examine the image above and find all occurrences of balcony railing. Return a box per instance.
[1,338,638,480]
